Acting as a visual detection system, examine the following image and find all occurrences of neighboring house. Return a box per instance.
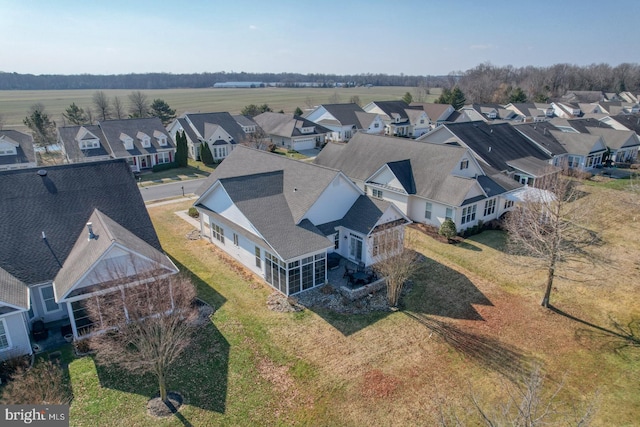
[362,100,428,138]
[561,91,605,104]
[314,133,522,232]
[419,121,555,186]
[253,112,330,151]
[303,103,384,142]
[0,130,37,170]
[167,112,250,161]
[586,127,640,163]
[0,160,178,360]
[604,114,640,136]
[58,117,176,171]
[457,104,520,122]
[550,102,582,118]
[409,103,456,129]
[193,146,409,296]
[57,124,113,164]
[504,103,555,122]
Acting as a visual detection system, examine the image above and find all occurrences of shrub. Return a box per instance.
[152,162,178,172]
[267,143,277,153]
[188,207,199,218]
[438,219,457,241]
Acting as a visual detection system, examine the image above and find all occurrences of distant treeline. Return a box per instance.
[0,71,449,90]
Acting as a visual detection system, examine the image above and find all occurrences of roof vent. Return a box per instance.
[37,169,47,176]
[293,188,298,192]
[87,222,96,240]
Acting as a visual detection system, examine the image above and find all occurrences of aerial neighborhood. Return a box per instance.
[0,83,639,425]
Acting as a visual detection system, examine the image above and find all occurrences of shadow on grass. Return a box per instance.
[456,241,483,252]
[94,321,229,414]
[404,312,538,382]
[551,306,640,358]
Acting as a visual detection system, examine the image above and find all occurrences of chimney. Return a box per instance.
[87,222,95,240]
[42,231,46,240]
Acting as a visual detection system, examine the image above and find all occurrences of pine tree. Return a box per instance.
[150,99,176,125]
[175,131,188,167]
[402,92,413,104]
[199,141,214,165]
[63,103,89,125]
[24,104,57,153]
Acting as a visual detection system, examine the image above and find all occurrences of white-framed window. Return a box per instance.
[425,202,432,220]
[461,204,476,225]
[372,188,383,199]
[157,136,168,146]
[445,207,453,220]
[140,136,151,148]
[40,284,62,313]
[0,148,17,155]
[334,233,339,250]
[214,146,227,159]
[157,152,171,164]
[80,139,100,149]
[504,200,514,209]
[374,123,379,128]
[460,159,469,170]
[212,222,225,243]
[233,233,239,246]
[483,199,496,217]
[255,247,261,268]
[0,319,11,350]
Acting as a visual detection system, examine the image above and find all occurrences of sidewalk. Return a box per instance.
[145,195,198,208]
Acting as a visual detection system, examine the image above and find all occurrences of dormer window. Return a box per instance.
[0,147,17,156]
[153,130,167,146]
[487,111,497,119]
[244,126,255,133]
[79,138,100,150]
[75,127,100,150]
[120,133,134,150]
[300,126,314,134]
[137,131,151,148]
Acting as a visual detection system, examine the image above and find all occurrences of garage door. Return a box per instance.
[293,138,315,151]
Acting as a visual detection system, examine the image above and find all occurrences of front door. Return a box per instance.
[140,156,151,169]
[349,234,363,262]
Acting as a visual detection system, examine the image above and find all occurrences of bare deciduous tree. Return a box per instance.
[85,272,201,403]
[0,360,71,405]
[240,127,271,151]
[112,96,125,119]
[92,90,112,121]
[504,171,600,307]
[128,90,150,118]
[371,225,417,308]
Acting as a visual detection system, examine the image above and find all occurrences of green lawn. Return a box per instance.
[45,181,640,425]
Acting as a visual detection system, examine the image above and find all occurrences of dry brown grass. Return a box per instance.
[144,186,640,426]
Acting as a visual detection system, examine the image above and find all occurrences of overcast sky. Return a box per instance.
[1,0,638,76]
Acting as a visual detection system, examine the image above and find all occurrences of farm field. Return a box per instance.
[0,86,439,132]
[60,181,640,426]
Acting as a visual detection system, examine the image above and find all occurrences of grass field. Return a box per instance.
[56,181,640,426]
[0,86,441,132]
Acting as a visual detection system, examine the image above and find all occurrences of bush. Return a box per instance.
[267,143,277,153]
[438,219,457,241]
[152,162,178,172]
[188,207,199,218]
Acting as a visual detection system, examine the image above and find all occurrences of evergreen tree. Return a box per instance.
[175,131,188,167]
[63,102,89,125]
[241,103,272,117]
[294,107,303,116]
[23,104,57,153]
[402,91,413,104]
[150,99,176,125]
[438,219,457,241]
[436,86,466,110]
[508,87,528,103]
[199,141,214,165]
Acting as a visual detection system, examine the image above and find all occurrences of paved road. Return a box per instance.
[140,178,207,202]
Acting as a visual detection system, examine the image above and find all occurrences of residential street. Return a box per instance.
[139,178,207,202]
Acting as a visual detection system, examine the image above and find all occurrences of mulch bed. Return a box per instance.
[147,391,184,418]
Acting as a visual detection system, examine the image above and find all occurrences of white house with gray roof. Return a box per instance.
[0,130,37,170]
[314,133,522,232]
[194,146,409,296]
[303,103,385,142]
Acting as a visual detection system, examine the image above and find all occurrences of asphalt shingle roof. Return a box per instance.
[0,130,36,166]
[254,112,331,138]
[183,112,248,143]
[0,160,162,287]
[99,117,175,159]
[57,125,111,161]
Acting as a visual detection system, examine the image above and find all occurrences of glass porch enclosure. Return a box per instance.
[264,251,326,295]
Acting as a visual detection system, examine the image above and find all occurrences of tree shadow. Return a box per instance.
[404,312,538,382]
[457,241,483,252]
[550,306,640,358]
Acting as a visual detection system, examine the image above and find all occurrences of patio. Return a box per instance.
[326,254,386,301]
[30,319,73,354]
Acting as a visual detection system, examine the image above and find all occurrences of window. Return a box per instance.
[425,202,432,220]
[255,247,261,268]
[214,146,227,159]
[334,233,339,250]
[40,285,61,313]
[445,208,453,220]
[157,152,171,164]
[461,204,476,225]
[80,139,100,149]
[460,159,469,170]
[233,233,239,246]
[374,123,379,128]
[504,200,514,209]
[372,188,383,199]
[483,199,496,217]
[420,119,425,124]
[0,319,10,350]
[157,136,167,146]
[212,222,225,243]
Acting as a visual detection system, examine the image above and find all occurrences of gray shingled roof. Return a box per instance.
[54,209,176,300]
[183,112,248,143]
[314,133,482,206]
[511,122,568,156]
[0,130,36,166]
[98,117,175,159]
[57,125,112,161]
[0,267,29,310]
[549,131,604,155]
[254,112,331,138]
[0,160,162,287]
[610,114,640,134]
[317,103,367,127]
[177,118,200,144]
[586,127,640,150]
[410,103,454,122]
